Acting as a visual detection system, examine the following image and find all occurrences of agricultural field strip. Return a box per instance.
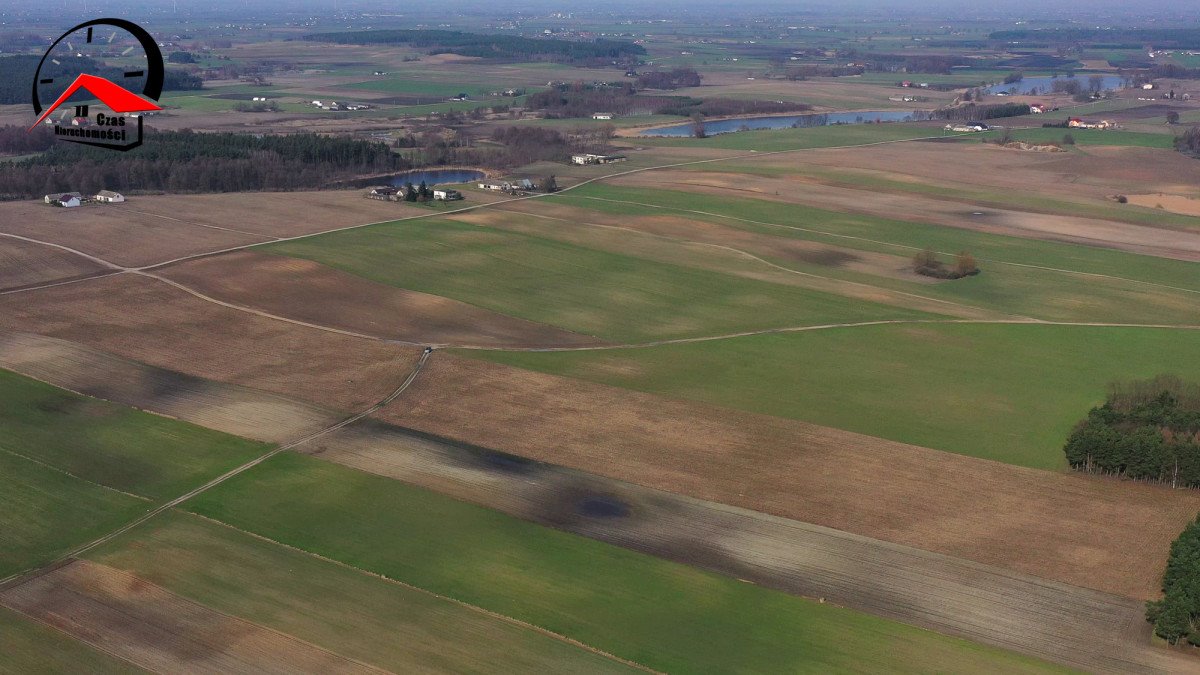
[0,445,150,502]
[1,560,394,675]
[486,206,1028,320]
[6,232,1200,352]
[572,195,1200,298]
[0,348,432,590]
[1,131,981,290]
[178,512,662,674]
[302,421,1183,673]
[118,206,270,238]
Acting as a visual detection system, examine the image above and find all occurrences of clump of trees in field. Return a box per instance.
[1147,516,1200,644]
[912,249,979,279]
[636,68,702,90]
[1064,375,1200,488]
[1176,128,1200,157]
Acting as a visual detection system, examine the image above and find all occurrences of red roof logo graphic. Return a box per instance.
[29,73,162,130]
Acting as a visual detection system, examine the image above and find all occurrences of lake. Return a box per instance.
[383,169,485,187]
[984,75,1126,96]
[639,110,933,137]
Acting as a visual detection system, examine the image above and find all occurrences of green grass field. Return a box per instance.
[469,324,1200,470]
[551,185,1200,325]
[86,512,636,673]
[263,218,935,342]
[182,452,1068,674]
[681,160,1200,232]
[0,606,142,675]
[633,122,958,150]
[0,369,267,577]
[979,127,1176,149]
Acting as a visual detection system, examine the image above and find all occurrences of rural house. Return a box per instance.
[44,192,82,207]
[94,190,125,203]
[433,188,463,201]
[571,153,628,165]
[592,112,614,120]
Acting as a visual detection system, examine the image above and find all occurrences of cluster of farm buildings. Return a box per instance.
[43,190,125,207]
[366,185,463,201]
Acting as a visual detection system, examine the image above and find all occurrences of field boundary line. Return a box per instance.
[0,349,432,590]
[0,601,152,673]
[119,207,280,239]
[127,132,974,273]
[4,560,395,675]
[487,206,1023,320]
[135,271,430,346]
[0,446,152,503]
[570,194,1200,297]
[180,512,664,675]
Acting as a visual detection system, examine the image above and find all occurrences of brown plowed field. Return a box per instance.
[0,560,384,674]
[0,332,341,443]
[0,201,269,268]
[0,237,109,291]
[160,251,603,347]
[753,142,1200,201]
[611,169,1200,261]
[0,274,417,412]
[304,421,1193,673]
[376,353,1200,601]
[115,191,474,239]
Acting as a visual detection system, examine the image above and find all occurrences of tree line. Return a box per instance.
[0,124,614,199]
[1064,376,1200,488]
[301,29,644,64]
[525,81,809,119]
[1147,516,1200,645]
[0,129,406,199]
[0,55,202,105]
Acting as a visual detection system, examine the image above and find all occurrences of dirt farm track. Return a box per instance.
[4,131,1200,671]
[0,331,1196,673]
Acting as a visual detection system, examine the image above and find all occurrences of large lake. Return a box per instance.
[983,75,1126,95]
[639,110,933,137]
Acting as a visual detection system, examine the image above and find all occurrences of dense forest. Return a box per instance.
[1063,376,1200,488]
[935,102,1032,121]
[636,68,702,90]
[525,82,807,119]
[301,29,644,64]
[1147,516,1200,644]
[0,129,406,199]
[0,124,613,199]
[0,55,203,105]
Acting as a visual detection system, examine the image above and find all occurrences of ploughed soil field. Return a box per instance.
[0,273,418,412]
[0,236,109,292]
[749,142,1200,204]
[0,560,383,674]
[0,191,478,270]
[377,353,1200,602]
[300,419,1187,673]
[160,251,603,348]
[610,170,1200,262]
[0,331,341,444]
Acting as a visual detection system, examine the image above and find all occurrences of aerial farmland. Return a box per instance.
[3,1,1200,672]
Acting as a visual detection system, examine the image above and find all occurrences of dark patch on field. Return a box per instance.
[784,248,861,267]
